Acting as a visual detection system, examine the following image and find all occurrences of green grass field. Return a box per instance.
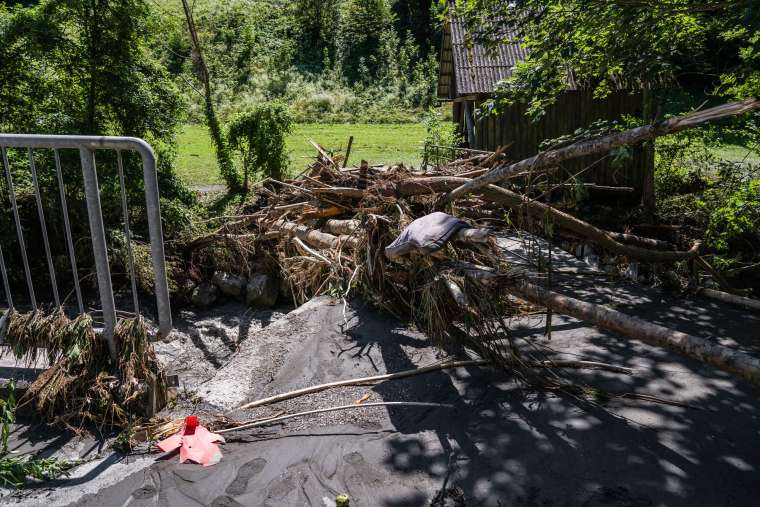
[710,143,760,165]
[175,123,758,188]
[176,123,426,187]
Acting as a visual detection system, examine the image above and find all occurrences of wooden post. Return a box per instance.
[641,88,656,213]
[343,136,354,168]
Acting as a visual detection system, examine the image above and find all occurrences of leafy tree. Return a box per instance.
[0,0,189,204]
[338,0,397,82]
[453,0,760,119]
[0,0,192,289]
[227,102,293,188]
[0,0,183,139]
[393,0,441,54]
[292,0,342,71]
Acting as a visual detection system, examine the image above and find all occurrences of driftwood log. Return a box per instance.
[697,288,760,312]
[271,219,359,250]
[504,278,760,386]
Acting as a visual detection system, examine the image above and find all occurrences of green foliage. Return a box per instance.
[705,178,760,252]
[159,0,439,125]
[456,0,760,119]
[0,379,74,490]
[0,380,15,455]
[292,0,341,70]
[655,128,760,283]
[0,457,75,489]
[338,0,396,82]
[0,0,196,293]
[423,108,463,148]
[227,102,293,185]
[422,108,464,165]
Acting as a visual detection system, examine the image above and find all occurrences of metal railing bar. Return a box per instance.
[1,147,36,309]
[0,134,155,154]
[53,149,84,314]
[116,151,140,316]
[140,144,172,339]
[0,245,12,309]
[79,148,117,360]
[28,148,60,307]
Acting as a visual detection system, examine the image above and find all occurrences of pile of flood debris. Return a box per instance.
[3,100,760,449]
[184,113,760,390]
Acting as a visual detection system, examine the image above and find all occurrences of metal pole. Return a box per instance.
[53,149,84,314]
[1,147,36,309]
[28,148,60,306]
[0,245,12,310]
[139,146,172,338]
[117,151,140,316]
[79,148,117,360]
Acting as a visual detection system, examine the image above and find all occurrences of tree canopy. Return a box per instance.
[454,0,759,119]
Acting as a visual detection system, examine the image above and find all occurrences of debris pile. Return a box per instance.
[186,136,760,388]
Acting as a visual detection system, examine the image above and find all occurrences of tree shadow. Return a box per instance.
[341,295,760,506]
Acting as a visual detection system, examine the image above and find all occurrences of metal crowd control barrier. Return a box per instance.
[0,134,172,359]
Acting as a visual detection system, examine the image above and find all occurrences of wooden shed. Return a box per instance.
[438,14,655,203]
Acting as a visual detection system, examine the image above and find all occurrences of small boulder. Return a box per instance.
[212,271,247,297]
[246,273,279,307]
[191,283,218,308]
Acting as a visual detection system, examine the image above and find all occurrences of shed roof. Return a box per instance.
[438,15,528,99]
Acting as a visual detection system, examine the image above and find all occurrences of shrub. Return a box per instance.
[227,102,293,186]
[421,108,463,165]
[705,178,760,252]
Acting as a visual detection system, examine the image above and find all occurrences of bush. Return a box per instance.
[705,178,760,252]
[227,102,293,186]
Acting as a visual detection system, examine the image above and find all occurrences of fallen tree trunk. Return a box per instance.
[440,98,760,204]
[505,278,760,386]
[395,176,697,261]
[697,288,760,312]
[605,231,673,250]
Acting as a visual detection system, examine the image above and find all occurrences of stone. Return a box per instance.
[246,273,279,307]
[191,283,218,308]
[212,271,247,297]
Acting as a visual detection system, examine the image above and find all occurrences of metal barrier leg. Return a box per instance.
[0,245,12,309]
[28,149,60,306]
[139,147,172,338]
[2,147,36,309]
[53,149,84,314]
[79,148,118,360]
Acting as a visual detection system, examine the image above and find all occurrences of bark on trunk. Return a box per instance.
[505,279,760,386]
[272,220,359,250]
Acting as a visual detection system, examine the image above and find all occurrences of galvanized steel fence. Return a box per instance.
[0,134,172,359]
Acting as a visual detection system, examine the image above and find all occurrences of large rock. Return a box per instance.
[191,283,218,308]
[246,273,279,307]
[212,271,247,297]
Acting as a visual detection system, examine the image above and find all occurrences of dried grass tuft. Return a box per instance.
[5,309,167,431]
